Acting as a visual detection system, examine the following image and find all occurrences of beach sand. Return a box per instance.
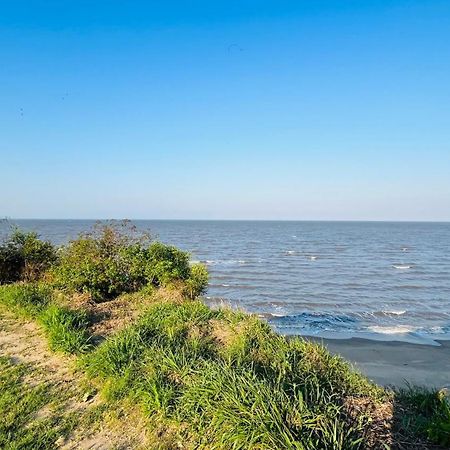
[307,337,450,388]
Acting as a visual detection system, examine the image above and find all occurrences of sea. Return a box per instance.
[2,220,450,346]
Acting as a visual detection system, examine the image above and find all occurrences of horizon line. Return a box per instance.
[4,218,450,224]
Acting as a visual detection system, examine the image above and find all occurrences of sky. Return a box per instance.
[1,0,449,221]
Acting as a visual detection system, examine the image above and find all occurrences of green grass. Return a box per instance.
[83,300,384,449]
[38,304,92,354]
[0,356,73,449]
[0,283,52,318]
[395,386,450,447]
[0,283,92,355]
[2,281,450,448]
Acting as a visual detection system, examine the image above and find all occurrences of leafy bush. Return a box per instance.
[0,229,57,284]
[52,222,208,301]
[184,263,209,299]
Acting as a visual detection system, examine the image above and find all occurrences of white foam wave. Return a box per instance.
[368,325,416,334]
[393,265,411,270]
[261,312,285,318]
[382,310,406,316]
[204,259,247,265]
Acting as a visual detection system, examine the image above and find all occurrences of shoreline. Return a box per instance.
[305,336,450,388]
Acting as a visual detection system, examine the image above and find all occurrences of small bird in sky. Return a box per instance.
[228,43,243,52]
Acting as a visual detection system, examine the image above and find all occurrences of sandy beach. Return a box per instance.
[307,337,450,388]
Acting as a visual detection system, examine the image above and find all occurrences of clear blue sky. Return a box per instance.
[1,1,449,220]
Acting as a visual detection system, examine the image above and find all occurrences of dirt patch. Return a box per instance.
[63,404,150,450]
[0,312,76,385]
[210,319,243,347]
[344,396,394,449]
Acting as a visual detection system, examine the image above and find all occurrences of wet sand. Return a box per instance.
[306,337,450,388]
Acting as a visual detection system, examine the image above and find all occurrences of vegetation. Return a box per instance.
[395,386,450,447]
[0,222,449,449]
[0,283,92,355]
[51,221,208,301]
[39,304,92,354]
[0,282,52,318]
[0,228,57,284]
[83,301,384,449]
[0,356,77,449]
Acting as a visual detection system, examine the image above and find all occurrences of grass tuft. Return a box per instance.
[38,304,92,354]
[0,282,52,318]
[395,385,450,447]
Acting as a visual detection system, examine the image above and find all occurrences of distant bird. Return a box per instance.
[228,43,243,52]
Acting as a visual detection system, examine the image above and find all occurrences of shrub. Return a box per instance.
[51,222,149,300]
[184,263,209,299]
[0,229,57,284]
[144,242,191,286]
[52,222,208,301]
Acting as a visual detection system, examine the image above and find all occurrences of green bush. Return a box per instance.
[184,263,209,299]
[0,229,57,284]
[52,222,208,301]
[144,242,191,286]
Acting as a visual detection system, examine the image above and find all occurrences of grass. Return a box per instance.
[38,304,92,354]
[0,283,52,318]
[1,281,450,448]
[0,283,92,354]
[0,356,74,449]
[83,300,385,449]
[394,386,450,447]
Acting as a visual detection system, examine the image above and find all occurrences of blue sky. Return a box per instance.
[1,0,449,220]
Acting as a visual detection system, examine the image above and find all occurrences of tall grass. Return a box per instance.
[38,304,92,354]
[83,300,384,449]
[395,386,450,447]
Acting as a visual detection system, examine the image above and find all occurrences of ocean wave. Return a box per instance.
[393,264,412,270]
[265,311,356,327]
[203,259,248,266]
[381,310,407,316]
[368,325,416,334]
